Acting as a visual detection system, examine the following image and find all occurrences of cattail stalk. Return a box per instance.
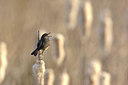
[32,31,45,85]
[83,0,93,37]
[0,42,8,83]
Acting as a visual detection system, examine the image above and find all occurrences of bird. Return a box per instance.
[31,32,51,56]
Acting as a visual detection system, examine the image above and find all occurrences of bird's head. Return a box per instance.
[41,32,52,39]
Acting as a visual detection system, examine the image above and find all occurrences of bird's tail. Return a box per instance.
[31,48,38,56]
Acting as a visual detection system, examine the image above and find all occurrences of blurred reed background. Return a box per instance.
[0,0,128,85]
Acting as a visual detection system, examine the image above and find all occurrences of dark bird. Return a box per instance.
[31,32,51,56]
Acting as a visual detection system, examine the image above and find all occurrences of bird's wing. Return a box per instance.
[43,40,50,49]
[37,40,43,49]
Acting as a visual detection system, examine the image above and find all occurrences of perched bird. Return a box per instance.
[31,32,51,56]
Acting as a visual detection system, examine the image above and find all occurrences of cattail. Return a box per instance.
[32,30,48,85]
[0,42,8,83]
[88,60,102,85]
[68,0,80,29]
[83,0,93,37]
[59,71,70,85]
[100,72,111,85]
[44,69,55,85]
[32,55,45,85]
[98,9,113,54]
[53,34,65,65]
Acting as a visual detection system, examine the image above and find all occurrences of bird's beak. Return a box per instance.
[47,32,52,37]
